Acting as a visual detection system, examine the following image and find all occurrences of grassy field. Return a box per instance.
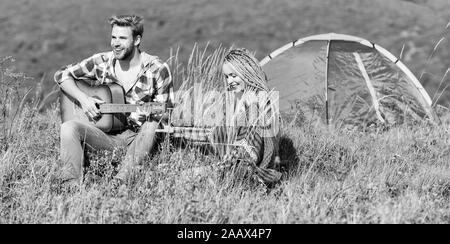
[2,44,450,224]
[2,95,450,223]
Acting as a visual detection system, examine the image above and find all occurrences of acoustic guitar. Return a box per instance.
[60,80,166,133]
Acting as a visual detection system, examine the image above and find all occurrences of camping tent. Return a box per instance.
[260,33,438,128]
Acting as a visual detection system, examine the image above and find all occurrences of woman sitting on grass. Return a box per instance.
[210,48,282,185]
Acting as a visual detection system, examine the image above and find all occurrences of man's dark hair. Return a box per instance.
[109,14,144,38]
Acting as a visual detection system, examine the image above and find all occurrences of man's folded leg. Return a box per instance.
[114,120,159,183]
[58,120,127,183]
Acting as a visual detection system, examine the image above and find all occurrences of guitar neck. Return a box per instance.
[99,103,166,113]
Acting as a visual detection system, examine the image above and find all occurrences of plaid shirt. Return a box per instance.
[54,51,173,126]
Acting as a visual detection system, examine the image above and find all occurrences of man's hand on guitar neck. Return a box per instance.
[130,107,149,124]
[129,105,167,126]
[129,107,158,126]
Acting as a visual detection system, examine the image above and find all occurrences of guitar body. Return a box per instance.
[60,80,129,133]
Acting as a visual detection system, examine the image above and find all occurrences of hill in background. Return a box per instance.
[1,0,449,105]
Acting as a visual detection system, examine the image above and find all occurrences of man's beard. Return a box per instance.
[114,46,134,60]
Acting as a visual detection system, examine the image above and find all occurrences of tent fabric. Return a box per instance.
[260,33,437,128]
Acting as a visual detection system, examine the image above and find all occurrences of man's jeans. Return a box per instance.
[58,120,159,182]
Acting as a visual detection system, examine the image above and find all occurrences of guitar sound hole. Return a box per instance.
[92,95,102,109]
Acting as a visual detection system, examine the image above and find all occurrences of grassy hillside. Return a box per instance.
[2,87,450,224]
[1,0,450,104]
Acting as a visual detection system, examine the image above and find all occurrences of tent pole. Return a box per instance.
[325,40,331,126]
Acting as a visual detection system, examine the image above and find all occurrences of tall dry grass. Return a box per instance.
[1,45,450,223]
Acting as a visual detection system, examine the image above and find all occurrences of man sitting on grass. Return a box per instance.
[53,14,173,191]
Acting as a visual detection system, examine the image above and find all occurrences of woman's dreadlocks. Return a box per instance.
[223,48,269,92]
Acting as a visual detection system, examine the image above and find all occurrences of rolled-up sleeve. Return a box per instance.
[53,54,101,86]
